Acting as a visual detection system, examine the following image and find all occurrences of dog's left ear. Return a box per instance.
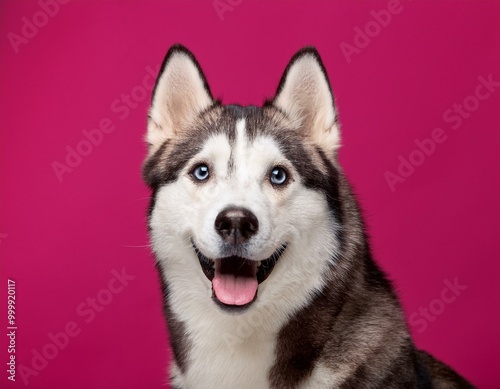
[272,47,340,156]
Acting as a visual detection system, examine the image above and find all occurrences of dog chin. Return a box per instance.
[192,241,286,311]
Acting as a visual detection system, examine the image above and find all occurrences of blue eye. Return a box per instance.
[191,164,210,181]
[270,166,288,186]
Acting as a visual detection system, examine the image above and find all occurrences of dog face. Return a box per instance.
[143,46,343,311]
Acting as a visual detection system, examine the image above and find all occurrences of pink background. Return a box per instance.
[1,1,499,388]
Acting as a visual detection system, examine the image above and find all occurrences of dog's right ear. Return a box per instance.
[146,45,214,155]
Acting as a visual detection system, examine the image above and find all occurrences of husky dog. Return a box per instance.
[142,45,474,389]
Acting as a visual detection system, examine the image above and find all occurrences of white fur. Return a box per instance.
[150,119,340,388]
[299,363,348,388]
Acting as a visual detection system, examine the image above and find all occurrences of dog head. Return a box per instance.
[143,45,343,312]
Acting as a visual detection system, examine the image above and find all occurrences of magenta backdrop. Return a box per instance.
[1,1,499,388]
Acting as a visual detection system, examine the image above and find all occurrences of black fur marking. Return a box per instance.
[269,270,347,387]
[288,146,343,237]
[225,104,251,119]
[154,260,191,374]
[315,149,342,221]
[146,187,157,230]
[417,350,475,389]
[362,244,396,297]
[414,349,434,389]
[161,138,206,184]
[142,109,228,190]
[142,141,170,189]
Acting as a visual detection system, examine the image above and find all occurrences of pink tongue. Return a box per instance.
[212,270,258,306]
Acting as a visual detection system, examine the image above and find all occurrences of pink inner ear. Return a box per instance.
[148,48,213,150]
[272,53,338,151]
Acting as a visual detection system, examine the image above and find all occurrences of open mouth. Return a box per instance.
[193,242,287,310]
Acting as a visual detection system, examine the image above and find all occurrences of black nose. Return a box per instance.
[214,207,259,245]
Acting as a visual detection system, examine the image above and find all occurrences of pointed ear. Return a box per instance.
[146,44,214,154]
[272,47,340,156]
